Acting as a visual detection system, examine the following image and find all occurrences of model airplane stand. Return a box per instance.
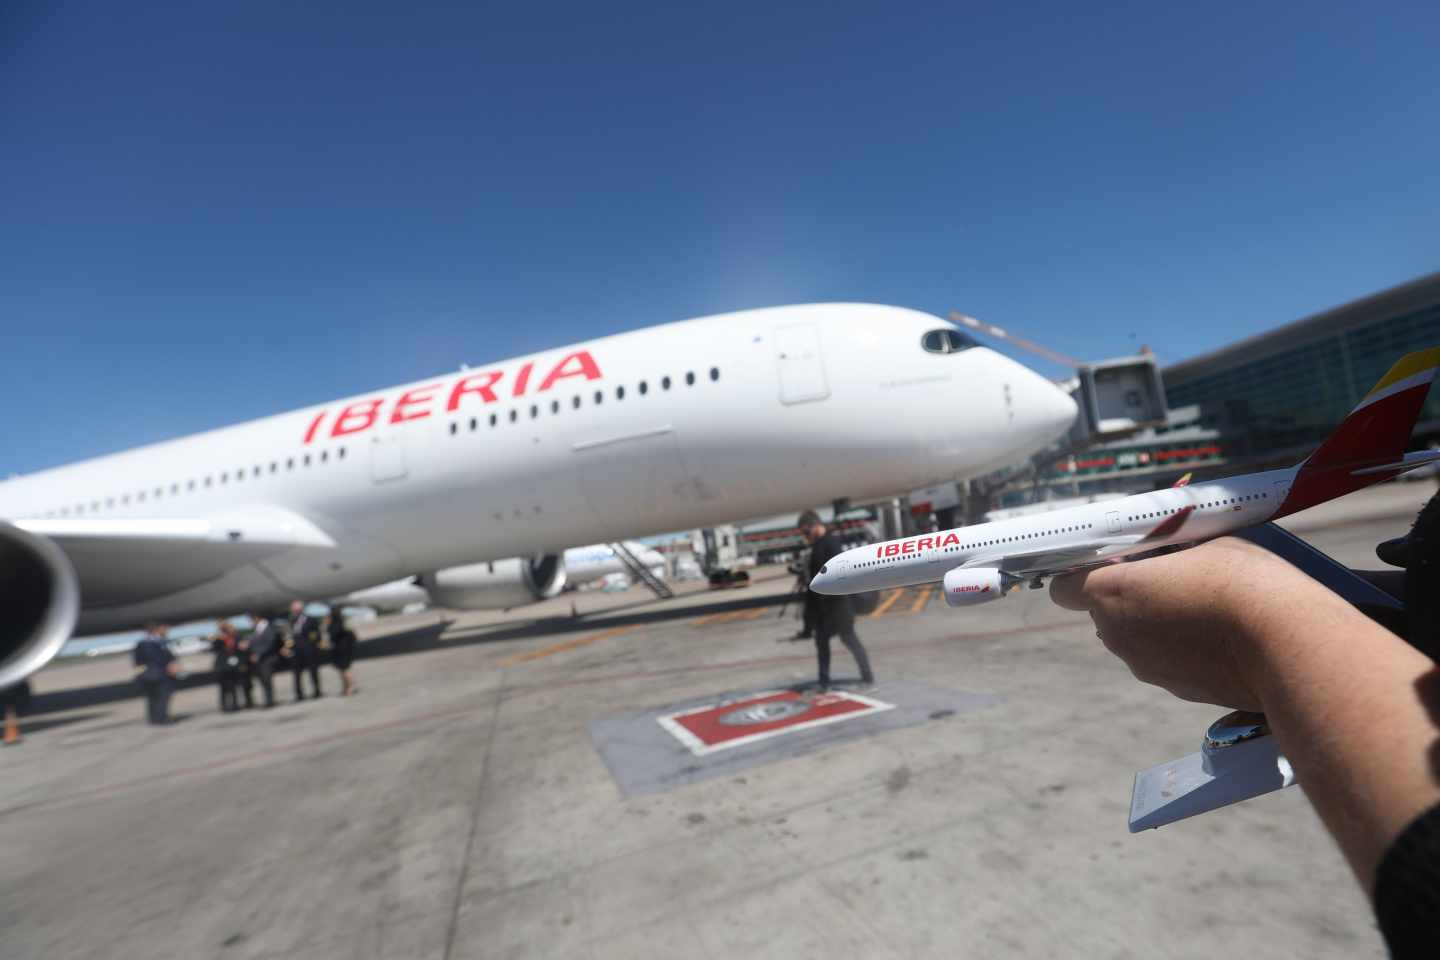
[1129,712,1294,831]
[1128,522,1405,832]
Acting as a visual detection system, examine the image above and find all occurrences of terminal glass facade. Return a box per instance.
[1165,301,1440,464]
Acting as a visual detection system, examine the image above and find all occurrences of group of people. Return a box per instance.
[132,600,359,725]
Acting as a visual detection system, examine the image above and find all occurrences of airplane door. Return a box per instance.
[1274,480,1290,504]
[1105,511,1120,534]
[369,432,408,484]
[775,324,830,405]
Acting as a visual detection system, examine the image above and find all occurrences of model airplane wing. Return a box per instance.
[961,536,1145,578]
[14,508,334,606]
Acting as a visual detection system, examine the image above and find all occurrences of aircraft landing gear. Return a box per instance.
[1028,576,1045,590]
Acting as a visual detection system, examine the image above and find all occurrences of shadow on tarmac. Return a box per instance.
[27,587,802,718]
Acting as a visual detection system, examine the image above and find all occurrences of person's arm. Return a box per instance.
[1050,538,1440,894]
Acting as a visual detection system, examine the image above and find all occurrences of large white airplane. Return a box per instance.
[811,347,1440,602]
[339,540,668,613]
[0,303,1077,688]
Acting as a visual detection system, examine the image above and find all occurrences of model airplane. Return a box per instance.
[0,303,1077,689]
[811,347,1440,828]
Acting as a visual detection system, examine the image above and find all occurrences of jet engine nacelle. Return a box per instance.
[417,555,566,610]
[942,567,1017,607]
[0,522,80,688]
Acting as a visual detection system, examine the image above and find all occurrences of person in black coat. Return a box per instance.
[799,510,875,689]
[285,600,323,701]
[245,614,281,708]
[211,621,245,713]
[326,607,359,696]
[132,623,178,725]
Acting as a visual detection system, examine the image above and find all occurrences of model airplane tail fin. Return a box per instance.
[1276,347,1440,518]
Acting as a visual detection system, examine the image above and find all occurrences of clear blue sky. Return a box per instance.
[4,0,1438,475]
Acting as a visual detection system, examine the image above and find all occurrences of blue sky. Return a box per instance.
[4,0,1438,475]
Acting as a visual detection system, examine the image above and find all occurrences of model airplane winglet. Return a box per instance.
[811,347,1440,828]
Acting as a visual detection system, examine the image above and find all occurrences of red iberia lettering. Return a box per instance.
[901,541,917,555]
[512,362,534,397]
[330,398,384,437]
[447,371,503,411]
[876,546,884,558]
[302,411,326,445]
[391,382,443,423]
[883,543,900,558]
[916,537,933,550]
[942,532,961,547]
[538,350,602,391]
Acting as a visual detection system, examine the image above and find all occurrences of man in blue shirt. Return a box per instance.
[132,623,177,725]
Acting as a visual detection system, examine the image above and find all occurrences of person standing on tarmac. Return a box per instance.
[285,600,323,700]
[246,613,281,708]
[325,607,359,696]
[132,623,178,725]
[799,510,875,690]
[211,621,244,713]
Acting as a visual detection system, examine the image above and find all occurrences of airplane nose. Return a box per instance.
[1018,369,1077,445]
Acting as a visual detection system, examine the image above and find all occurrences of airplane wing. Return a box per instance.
[961,537,1145,578]
[14,507,335,606]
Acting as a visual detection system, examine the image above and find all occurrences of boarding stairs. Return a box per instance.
[609,542,674,599]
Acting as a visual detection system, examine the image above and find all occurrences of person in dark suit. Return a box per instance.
[132,623,178,725]
[326,607,359,696]
[211,621,245,713]
[286,600,323,701]
[246,614,281,708]
[799,510,875,690]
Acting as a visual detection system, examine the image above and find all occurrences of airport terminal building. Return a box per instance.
[1163,271,1440,469]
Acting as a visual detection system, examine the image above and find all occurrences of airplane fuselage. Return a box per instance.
[1,304,1076,634]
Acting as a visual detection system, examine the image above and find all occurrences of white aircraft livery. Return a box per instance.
[0,303,1078,688]
[812,347,1440,604]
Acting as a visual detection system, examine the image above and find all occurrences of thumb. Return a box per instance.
[1049,568,1098,611]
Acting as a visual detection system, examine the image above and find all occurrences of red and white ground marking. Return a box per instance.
[657,689,895,757]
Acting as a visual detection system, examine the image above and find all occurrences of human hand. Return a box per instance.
[1049,538,1323,712]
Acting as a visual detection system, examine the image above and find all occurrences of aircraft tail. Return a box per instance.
[1275,347,1440,518]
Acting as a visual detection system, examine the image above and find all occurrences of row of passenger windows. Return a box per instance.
[855,523,1100,567]
[42,366,728,517]
[447,367,721,436]
[42,446,349,518]
[1125,492,1265,522]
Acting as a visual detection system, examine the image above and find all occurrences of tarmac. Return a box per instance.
[2,480,1434,959]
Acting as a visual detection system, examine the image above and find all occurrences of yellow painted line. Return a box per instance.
[499,625,633,667]
[909,586,933,613]
[693,610,737,626]
[869,589,905,617]
[695,607,768,626]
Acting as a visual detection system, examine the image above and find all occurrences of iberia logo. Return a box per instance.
[300,351,602,442]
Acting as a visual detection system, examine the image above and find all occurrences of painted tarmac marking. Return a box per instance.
[498,625,633,666]
[869,589,906,617]
[909,586,933,613]
[657,689,895,756]
[695,607,768,626]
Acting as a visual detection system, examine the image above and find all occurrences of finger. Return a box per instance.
[1049,567,1099,610]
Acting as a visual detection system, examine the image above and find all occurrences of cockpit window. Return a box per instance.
[921,329,977,354]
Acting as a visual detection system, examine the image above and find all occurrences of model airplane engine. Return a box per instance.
[0,523,79,690]
[942,567,1016,607]
[417,554,567,610]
